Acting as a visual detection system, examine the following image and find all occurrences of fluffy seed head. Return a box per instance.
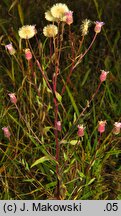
[45,10,57,22]
[43,24,58,37]
[50,3,69,20]
[18,25,37,39]
[81,19,91,36]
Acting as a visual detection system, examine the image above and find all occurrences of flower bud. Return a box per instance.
[77,124,85,137]
[8,93,17,104]
[25,48,32,61]
[2,127,11,139]
[63,11,73,25]
[98,120,106,134]
[94,21,104,34]
[100,70,109,82]
[113,122,121,135]
[5,43,16,55]
[56,121,62,131]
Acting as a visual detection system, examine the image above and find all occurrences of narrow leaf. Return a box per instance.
[31,156,55,168]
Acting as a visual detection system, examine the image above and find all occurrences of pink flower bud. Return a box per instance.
[94,21,104,34]
[98,120,106,134]
[56,121,62,131]
[64,11,73,25]
[2,127,11,139]
[8,93,17,104]
[5,43,16,55]
[25,48,32,61]
[100,70,109,82]
[77,124,85,137]
[113,122,121,135]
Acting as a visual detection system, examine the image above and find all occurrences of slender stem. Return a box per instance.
[86,133,102,174]
[27,40,53,94]
[61,33,97,95]
[76,35,85,56]
[61,25,75,95]
[60,81,102,142]
[53,33,60,199]
[73,33,97,70]
[36,60,53,93]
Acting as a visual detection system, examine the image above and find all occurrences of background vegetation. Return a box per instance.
[0,0,121,199]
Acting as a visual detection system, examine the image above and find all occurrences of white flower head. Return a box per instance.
[45,10,57,22]
[50,3,69,20]
[18,25,37,39]
[43,24,58,37]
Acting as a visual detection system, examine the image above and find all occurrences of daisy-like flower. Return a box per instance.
[18,25,37,39]
[81,19,91,36]
[94,21,104,34]
[50,3,69,20]
[5,43,16,55]
[43,24,58,37]
[45,10,56,22]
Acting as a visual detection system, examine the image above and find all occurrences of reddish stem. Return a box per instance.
[61,26,75,95]
[61,33,97,95]
[73,33,97,70]
[60,81,102,142]
[36,60,53,93]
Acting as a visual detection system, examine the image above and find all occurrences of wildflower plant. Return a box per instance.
[1,2,121,200]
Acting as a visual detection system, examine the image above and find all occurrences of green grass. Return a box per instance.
[0,0,121,200]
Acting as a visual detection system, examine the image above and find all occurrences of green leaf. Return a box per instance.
[70,140,78,145]
[55,91,62,103]
[63,152,68,161]
[77,170,86,178]
[18,3,24,25]
[87,178,96,185]
[8,0,18,12]
[62,79,80,117]
[81,69,90,87]
[31,156,55,168]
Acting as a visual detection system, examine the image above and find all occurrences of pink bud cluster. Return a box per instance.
[77,120,121,138]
